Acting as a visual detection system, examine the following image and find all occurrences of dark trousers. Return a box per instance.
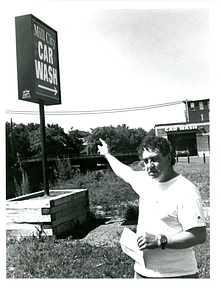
[134,271,199,279]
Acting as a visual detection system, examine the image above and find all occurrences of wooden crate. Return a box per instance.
[6,189,89,238]
[49,190,90,237]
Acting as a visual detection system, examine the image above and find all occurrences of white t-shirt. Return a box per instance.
[127,172,206,277]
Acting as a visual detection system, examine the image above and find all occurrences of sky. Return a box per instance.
[0,0,218,133]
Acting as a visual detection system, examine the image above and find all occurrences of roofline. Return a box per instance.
[155,120,210,127]
[182,98,210,103]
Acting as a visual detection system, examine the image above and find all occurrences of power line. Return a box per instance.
[5,100,184,116]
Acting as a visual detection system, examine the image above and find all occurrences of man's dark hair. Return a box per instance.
[138,136,176,165]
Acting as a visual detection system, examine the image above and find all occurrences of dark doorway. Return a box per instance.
[168,132,197,156]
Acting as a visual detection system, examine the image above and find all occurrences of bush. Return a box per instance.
[124,202,139,221]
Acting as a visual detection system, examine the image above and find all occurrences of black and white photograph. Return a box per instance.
[2,0,220,297]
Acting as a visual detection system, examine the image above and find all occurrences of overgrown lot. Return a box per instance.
[6,158,210,278]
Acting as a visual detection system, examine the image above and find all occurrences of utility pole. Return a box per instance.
[185,99,189,123]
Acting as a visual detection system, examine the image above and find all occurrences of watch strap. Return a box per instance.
[160,235,168,249]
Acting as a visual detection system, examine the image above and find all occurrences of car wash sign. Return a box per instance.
[165,124,198,132]
[15,14,61,105]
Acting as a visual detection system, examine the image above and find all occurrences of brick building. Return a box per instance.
[155,99,210,157]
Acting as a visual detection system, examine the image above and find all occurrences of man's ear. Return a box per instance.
[167,153,172,165]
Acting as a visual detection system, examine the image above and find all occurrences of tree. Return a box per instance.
[6,122,90,160]
[28,123,71,157]
[6,121,32,162]
[66,129,88,155]
[145,128,155,139]
[85,126,117,154]
[129,127,149,150]
[86,124,147,154]
[6,121,14,166]
[45,124,68,156]
[6,121,33,199]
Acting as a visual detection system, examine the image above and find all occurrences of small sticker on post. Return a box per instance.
[22,89,31,99]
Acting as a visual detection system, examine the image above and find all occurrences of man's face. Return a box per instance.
[142,148,171,182]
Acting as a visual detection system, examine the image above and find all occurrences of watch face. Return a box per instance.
[161,235,167,249]
[161,236,167,243]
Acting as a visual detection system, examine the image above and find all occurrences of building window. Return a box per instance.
[199,102,204,110]
[201,114,204,121]
[190,103,195,111]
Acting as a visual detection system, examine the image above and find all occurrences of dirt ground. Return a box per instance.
[71,217,137,248]
[81,221,124,247]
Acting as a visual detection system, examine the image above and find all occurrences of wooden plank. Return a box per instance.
[51,207,89,227]
[7,207,48,215]
[7,190,45,202]
[51,207,89,228]
[50,190,87,207]
[70,194,89,207]
[51,201,88,222]
[50,195,89,214]
[6,221,53,236]
[12,215,51,223]
[7,222,52,230]
[51,189,84,194]
[7,208,43,217]
[7,207,51,223]
[6,199,51,209]
[53,212,88,237]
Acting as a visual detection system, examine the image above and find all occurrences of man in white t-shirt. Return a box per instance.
[98,136,206,278]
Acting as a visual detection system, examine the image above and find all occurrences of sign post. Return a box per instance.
[15,14,61,195]
[39,101,49,195]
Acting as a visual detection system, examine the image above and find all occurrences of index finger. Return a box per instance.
[99,138,105,145]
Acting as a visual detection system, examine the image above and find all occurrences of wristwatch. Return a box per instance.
[160,235,168,249]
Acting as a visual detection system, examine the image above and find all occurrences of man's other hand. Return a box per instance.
[137,232,160,250]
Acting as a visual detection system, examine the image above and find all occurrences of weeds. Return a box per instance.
[6,235,134,278]
[53,155,74,182]
[6,225,210,278]
[13,170,31,197]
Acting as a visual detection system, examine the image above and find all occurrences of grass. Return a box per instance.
[174,159,210,204]
[6,234,136,278]
[6,158,210,278]
[6,225,210,278]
